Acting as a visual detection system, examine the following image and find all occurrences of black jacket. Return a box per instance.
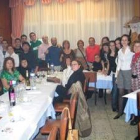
[66,68,85,90]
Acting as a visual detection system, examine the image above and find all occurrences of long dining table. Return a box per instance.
[0,82,58,140]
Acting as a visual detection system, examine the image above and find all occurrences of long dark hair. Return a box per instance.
[121,34,131,46]
[108,40,118,57]
[3,57,16,72]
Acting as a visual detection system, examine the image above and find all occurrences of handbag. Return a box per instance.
[63,107,78,140]
[78,48,90,71]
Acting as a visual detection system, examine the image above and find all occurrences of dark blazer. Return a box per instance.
[54,68,85,103]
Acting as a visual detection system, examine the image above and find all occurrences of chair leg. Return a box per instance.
[104,89,107,105]
[95,90,97,105]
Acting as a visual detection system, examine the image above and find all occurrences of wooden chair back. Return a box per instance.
[69,93,78,119]
[60,108,69,140]
[84,71,97,84]
[47,126,59,140]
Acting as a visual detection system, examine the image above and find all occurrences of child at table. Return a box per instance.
[92,54,103,73]
[92,54,104,98]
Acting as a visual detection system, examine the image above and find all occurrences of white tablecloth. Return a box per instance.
[89,74,113,90]
[123,89,140,122]
[0,82,58,140]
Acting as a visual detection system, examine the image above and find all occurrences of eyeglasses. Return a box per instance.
[71,63,78,66]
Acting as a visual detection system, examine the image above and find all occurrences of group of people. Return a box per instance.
[0,33,140,123]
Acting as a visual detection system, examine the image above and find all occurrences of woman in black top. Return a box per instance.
[54,60,85,103]
[60,40,75,70]
[108,41,118,112]
[108,41,118,74]
[100,43,110,75]
[18,58,31,78]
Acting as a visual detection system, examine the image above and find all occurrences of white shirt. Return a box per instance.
[116,46,134,71]
[62,66,73,87]
[0,50,4,71]
[5,52,19,67]
[0,44,3,51]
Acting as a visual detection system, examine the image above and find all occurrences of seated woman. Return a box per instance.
[0,57,24,93]
[18,58,31,79]
[54,60,85,104]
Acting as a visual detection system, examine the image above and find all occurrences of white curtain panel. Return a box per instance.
[23,0,134,48]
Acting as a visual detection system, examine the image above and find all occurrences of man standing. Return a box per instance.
[38,35,50,68]
[86,37,100,67]
[14,38,23,56]
[29,32,42,58]
[46,37,61,71]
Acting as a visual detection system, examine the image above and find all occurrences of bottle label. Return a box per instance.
[10,93,15,103]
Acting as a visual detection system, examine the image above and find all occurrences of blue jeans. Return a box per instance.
[111,74,119,111]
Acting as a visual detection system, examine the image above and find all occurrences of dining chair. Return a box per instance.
[40,108,68,140]
[54,92,78,127]
[84,71,97,105]
[83,78,90,100]
[47,126,59,140]
[137,92,140,139]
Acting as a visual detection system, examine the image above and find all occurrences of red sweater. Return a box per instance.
[86,45,100,62]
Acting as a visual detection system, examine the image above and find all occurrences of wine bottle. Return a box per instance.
[25,70,31,90]
[47,63,50,75]
[9,80,16,106]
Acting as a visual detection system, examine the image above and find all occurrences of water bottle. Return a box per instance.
[30,72,36,90]
[50,64,54,75]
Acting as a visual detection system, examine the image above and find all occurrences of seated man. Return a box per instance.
[20,42,38,73]
[53,60,85,104]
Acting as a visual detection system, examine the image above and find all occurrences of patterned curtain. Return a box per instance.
[41,0,52,4]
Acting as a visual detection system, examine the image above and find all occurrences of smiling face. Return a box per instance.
[71,60,81,71]
[7,46,14,55]
[133,42,140,53]
[121,36,129,47]
[95,55,101,62]
[109,42,115,51]
[15,39,21,48]
[89,38,95,46]
[6,60,14,70]
[30,33,36,42]
[115,40,121,50]
[21,60,28,68]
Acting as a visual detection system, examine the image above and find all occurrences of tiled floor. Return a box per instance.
[35,94,137,140]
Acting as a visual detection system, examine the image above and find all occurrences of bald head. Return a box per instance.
[42,35,48,44]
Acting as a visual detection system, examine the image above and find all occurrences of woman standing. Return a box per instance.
[108,41,118,111]
[60,40,75,70]
[114,34,134,119]
[1,57,24,93]
[75,40,88,70]
[131,41,140,91]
